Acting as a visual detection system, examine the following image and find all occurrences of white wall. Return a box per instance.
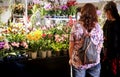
[0,0,9,7]
[0,9,11,23]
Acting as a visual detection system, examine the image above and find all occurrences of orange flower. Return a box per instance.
[26,29,43,51]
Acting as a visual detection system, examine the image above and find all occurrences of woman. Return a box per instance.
[102,1,120,77]
[69,3,103,77]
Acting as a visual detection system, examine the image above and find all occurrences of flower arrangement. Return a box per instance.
[6,23,26,42]
[51,42,63,52]
[0,22,27,58]
[26,29,43,52]
[2,41,28,59]
[43,2,55,16]
[2,23,28,55]
[45,23,71,55]
[66,1,77,15]
[40,33,53,51]
[39,1,77,17]
[0,19,72,58]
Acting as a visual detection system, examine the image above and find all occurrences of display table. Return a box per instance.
[0,56,70,77]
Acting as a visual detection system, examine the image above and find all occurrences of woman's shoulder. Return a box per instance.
[72,21,83,29]
[95,23,102,30]
[92,23,103,34]
[71,21,83,33]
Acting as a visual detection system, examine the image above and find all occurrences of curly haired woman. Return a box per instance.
[69,3,103,77]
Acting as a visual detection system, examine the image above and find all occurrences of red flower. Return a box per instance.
[67,1,76,7]
[42,34,47,38]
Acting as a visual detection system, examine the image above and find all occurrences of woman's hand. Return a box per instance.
[69,59,81,69]
[69,59,73,66]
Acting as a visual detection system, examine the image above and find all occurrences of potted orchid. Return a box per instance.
[6,23,27,50]
[2,23,28,60]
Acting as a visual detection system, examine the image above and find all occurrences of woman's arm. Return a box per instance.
[69,41,74,59]
[69,33,75,65]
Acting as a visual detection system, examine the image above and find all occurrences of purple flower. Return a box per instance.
[0,42,5,49]
[60,5,68,10]
[44,3,52,10]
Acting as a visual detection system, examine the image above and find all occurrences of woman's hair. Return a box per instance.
[76,7,81,13]
[80,3,98,32]
[104,1,120,20]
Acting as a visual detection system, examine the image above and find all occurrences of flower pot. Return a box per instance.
[31,52,37,59]
[41,51,47,59]
[47,50,52,57]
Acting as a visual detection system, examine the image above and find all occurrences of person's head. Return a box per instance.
[80,3,98,32]
[104,1,120,20]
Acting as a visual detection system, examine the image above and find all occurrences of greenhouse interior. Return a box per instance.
[0,0,120,77]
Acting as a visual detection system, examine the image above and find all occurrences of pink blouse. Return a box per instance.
[69,23,103,69]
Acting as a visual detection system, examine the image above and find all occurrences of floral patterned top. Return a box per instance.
[69,23,103,69]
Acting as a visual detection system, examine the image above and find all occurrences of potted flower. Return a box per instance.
[51,42,63,56]
[6,23,27,48]
[3,24,28,60]
[26,29,43,59]
[39,33,53,58]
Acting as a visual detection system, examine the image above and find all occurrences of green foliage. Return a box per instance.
[40,7,47,18]
[51,42,63,52]
[27,39,42,52]
[67,5,76,15]
[7,33,26,42]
